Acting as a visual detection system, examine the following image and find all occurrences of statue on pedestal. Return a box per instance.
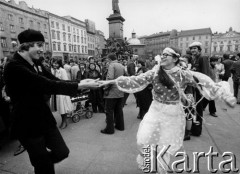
[112,0,120,14]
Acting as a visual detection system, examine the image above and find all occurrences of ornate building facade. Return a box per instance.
[211,27,240,56]
[0,0,51,57]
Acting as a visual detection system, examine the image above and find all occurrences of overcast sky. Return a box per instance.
[18,0,240,39]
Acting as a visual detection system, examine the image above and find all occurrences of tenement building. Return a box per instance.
[0,0,51,57]
[49,13,88,60]
[143,30,178,56]
[212,27,240,56]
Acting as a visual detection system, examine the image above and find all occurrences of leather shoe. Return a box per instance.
[210,113,218,117]
[101,129,114,134]
[14,145,26,156]
[115,126,124,131]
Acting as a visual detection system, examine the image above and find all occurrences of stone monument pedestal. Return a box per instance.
[106,13,125,40]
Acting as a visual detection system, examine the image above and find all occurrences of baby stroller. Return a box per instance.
[70,89,93,123]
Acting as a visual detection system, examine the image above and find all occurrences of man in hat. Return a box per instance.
[101,53,125,134]
[189,41,212,136]
[230,53,240,103]
[3,29,100,174]
[222,54,233,81]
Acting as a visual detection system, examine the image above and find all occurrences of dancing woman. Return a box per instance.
[99,47,236,173]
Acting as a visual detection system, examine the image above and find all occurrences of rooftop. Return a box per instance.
[146,31,171,39]
[179,28,212,37]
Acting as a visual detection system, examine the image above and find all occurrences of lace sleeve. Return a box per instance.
[115,65,158,93]
[190,71,236,107]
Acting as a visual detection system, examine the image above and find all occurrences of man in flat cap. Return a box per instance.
[3,29,100,174]
[189,41,212,136]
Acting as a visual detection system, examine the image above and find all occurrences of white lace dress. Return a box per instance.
[115,64,235,173]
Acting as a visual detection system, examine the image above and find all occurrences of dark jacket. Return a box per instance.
[86,69,101,79]
[3,53,78,138]
[127,60,135,76]
[222,59,233,79]
[230,60,240,82]
[76,69,87,82]
[190,55,211,77]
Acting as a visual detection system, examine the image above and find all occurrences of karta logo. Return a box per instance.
[141,145,239,173]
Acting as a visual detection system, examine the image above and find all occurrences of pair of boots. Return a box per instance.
[59,114,68,129]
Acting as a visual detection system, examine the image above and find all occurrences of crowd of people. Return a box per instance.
[0,29,239,174]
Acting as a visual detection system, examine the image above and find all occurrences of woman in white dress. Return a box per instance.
[100,47,236,173]
[51,58,74,129]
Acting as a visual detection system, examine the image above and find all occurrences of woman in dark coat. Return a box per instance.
[86,63,105,113]
[136,60,153,119]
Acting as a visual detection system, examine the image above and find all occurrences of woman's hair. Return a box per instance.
[138,60,145,67]
[51,57,63,68]
[137,66,147,74]
[158,47,181,89]
[79,63,86,68]
[182,54,192,64]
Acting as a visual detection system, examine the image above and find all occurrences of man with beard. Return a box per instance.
[189,42,211,136]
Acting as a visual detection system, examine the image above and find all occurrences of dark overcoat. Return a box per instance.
[3,53,78,138]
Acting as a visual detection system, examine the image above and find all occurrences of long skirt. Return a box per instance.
[136,100,186,173]
[56,95,73,115]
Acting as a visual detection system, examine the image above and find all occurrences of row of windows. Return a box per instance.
[51,30,87,44]
[0,37,49,50]
[180,35,209,41]
[88,36,95,43]
[213,45,239,52]
[50,21,86,37]
[214,40,239,45]
[147,37,169,42]
[6,14,47,30]
[1,37,18,48]
[0,23,17,33]
[52,43,87,53]
[88,43,95,49]
[0,22,48,38]
[180,41,209,48]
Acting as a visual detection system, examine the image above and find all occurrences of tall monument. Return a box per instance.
[107,0,125,39]
[104,0,132,58]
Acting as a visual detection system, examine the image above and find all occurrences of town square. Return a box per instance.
[0,0,240,173]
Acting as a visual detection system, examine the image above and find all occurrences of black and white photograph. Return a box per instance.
[0,0,240,173]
